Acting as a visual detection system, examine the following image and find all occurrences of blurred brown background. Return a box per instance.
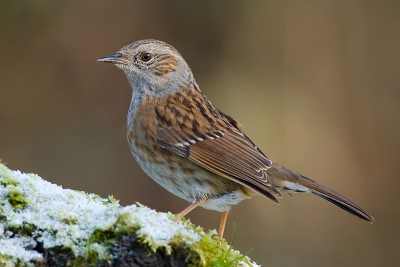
[1,1,399,266]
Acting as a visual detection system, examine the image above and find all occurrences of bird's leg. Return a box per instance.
[218,211,229,238]
[174,197,208,222]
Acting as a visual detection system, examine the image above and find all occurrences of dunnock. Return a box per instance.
[98,39,373,238]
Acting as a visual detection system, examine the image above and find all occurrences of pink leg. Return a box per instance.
[174,197,208,222]
[218,211,229,238]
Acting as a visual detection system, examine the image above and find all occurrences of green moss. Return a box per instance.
[115,213,140,233]
[0,255,13,265]
[91,194,101,201]
[0,164,19,187]
[189,230,252,267]
[0,162,255,266]
[130,215,252,267]
[88,229,117,246]
[65,192,75,201]
[80,228,123,265]
[61,216,79,225]
[6,222,36,237]
[0,206,6,221]
[0,164,29,210]
[107,195,119,205]
[81,211,141,265]
[73,249,101,267]
[0,256,31,267]
[8,185,28,210]
[115,212,252,266]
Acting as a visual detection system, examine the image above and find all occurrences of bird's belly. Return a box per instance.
[129,143,255,212]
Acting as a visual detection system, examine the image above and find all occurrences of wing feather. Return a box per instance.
[155,92,281,199]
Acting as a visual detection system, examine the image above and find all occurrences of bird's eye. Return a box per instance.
[141,52,153,62]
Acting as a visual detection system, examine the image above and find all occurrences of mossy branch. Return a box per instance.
[0,163,259,267]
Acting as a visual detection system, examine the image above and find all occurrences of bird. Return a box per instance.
[98,39,374,238]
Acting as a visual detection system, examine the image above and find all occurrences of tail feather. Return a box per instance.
[301,176,375,223]
[312,190,373,222]
[268,164,374,223]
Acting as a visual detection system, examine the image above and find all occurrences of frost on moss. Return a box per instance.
[0,162,259,267]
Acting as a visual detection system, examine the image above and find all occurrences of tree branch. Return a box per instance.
[0,163,258,267]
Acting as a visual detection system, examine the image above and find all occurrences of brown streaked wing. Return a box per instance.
[155,96,281,200]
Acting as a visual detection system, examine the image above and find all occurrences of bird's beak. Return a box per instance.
[97,53,132,65]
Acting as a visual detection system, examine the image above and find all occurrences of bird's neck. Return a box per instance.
[124,69,195,99]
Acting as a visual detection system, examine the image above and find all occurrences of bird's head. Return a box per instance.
[98,39,194,97]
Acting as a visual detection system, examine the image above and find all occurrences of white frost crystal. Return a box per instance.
[0,163,258,266]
